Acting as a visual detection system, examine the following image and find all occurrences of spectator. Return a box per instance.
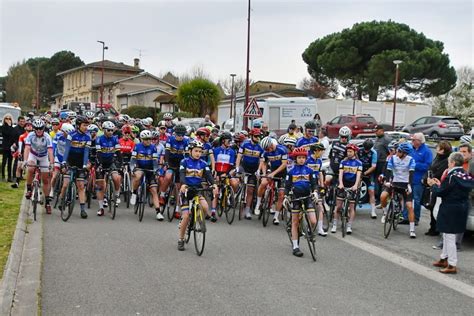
[1,114,15,181]
[312,113,322,134]
[261,123,269,137]
[373,125,391,202]
[424,141,451,236]
[199,114,212,127]
[455,143,474,248]
[318,129,330,160]
[428,152,473,274]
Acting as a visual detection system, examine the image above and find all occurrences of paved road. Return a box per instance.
[42,201,474,315]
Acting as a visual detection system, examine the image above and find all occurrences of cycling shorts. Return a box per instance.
[291,196,315,214]
[336,181,357,201]
[63,168,87,181]
[96,162,119,180]
[180,186,205,211]
[166,166,180,183]
[135,169,158,187]
[238,166,257,186]
[383,182,413,202]
[27,153,50,173]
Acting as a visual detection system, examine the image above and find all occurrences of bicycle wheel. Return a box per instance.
[321,202,330,232]
[393,198,401,231]
[341,200,348,238]
[383,201,394,238]
[193,204,206,256]
[32,182,39,221]
[303,212,317,261]
[86,176,93,209]
[185,211,193,244]
[108,177,117,220]
[138,185,146,222]
[225,186,236,225]
[217,187,224,217]
[166,186,177,222]
[53,175,62,209]
[61,182,74,222]
[124,172,131,209]
[262,189,271,227]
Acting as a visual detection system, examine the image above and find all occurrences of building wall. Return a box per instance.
[118,90,167,110]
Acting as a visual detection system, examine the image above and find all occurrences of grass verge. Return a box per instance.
[0,180,24,281]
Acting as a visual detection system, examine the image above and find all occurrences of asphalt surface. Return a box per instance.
[42,200,474,315]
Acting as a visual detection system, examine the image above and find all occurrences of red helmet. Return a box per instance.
[196,127,211,137]
[291,147,308,158]
[346,143,359,152]
[121,125,132,134]
[249,128,262,137]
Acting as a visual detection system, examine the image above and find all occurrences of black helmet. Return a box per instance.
[304,121,316,130]
[220,132,232,141]
[174,124,186,136]
[363,139,374,151]
[76,115,88,125]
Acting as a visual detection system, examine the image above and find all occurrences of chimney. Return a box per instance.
[134,58,140,69]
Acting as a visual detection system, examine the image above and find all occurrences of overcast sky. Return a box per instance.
[1,0,472,85]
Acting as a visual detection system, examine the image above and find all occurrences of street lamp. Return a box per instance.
[392,60,403,130]
[97,41,108,106]
[230,73,236,131]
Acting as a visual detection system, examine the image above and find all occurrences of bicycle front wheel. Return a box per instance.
[303,212,317,261]
[138,185,146,222]
[341,200,348,238]
[61,182,75,222]
[262,189,271,227]
[166,186,177,222]
[108,177,117,220]
[383,202,394,239]
[32,183,39,221]
[124,172,131,209]
[224,186,236,225]
[193,205,206,256]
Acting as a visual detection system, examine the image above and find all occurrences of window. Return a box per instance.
[413,117,427,125]
[357,117,376,124]
[441,118,460,124]
[330,116,340,124]
[340,116,352,124]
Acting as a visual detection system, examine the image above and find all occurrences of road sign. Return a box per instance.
[243,98,262,118]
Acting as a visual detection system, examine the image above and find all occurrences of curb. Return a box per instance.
[0,195,29,315]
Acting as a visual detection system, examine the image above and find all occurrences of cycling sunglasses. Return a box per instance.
[105,129,114,132]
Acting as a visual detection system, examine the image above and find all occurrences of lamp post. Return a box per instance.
[244,0,251,130]
[97,41,108,106]
[392,60,402,130]
[230,73,236,130]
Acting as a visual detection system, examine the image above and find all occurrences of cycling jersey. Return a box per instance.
[89,137,97,163]
[213,147,236,173]
[262,144,288,173]
[96,135,120,164]
[285,164,316,196]
[306,156,323,178]
[358,148,377,172]
[286,156,295,173]
[18,132,29,155]
[329,140,348,174]
[295,136,319,151]
[200,141,213,163]
[130,143,159,171]
[53,131,67,163]
[387,155,416,183]
[159,133,169,146]
[339,157,363,183]
[119,138,135,154]
[63,130,91,168]
[238,140,264,172]
[179,157,213,187]
[25,132,53,157]
[165,135,189,168]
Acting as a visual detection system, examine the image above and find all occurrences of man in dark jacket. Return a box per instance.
[1,114,16,181]
[11,116,26,180]
[373,125,391,201]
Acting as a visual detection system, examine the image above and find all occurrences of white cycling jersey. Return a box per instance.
[25,132,53,158]
[387,155,416,183]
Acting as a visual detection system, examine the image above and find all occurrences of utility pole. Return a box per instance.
[244,0,251,130]
[392,60,403,130]
[97,41,108,106]
[230,73,236,130]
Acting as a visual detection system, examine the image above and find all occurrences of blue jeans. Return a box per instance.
[402,184,423,221]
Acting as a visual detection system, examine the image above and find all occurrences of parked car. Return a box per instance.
[322,114,377,138]
[402,116,463,139]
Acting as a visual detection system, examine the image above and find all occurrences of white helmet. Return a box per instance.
[102,121,115,130]
[339,126,352,137]
[61,123,75,134]
[260,136,276,150]
[146,117,153,124]
[163,113,173,120]
[68,111,77,118]
[141,118,149,126]
[32,119,45,129]
[87,124,99,133]
[460,135,472,144]
[140,130,152,139]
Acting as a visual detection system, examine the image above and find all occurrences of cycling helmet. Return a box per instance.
[196,127,211,137]
[76,115,88,126]
[220,132,232,141]
[268,132,277,139]
[363,139,374,150]
[211,127,219,134]
[121,125,132,134]
[346,143,359,152]
[131,126,140,134]
[152,131,160,139]
[241,130,249,137]
[51,118,60,125]
[460,135,472,144]
[310,143,325,151]
[140,130,152,139]
[68,111,77,119]
[188,140,204,150]
[163,113,173,120]
[291,147,308,158]
[253,121,262,128]
[158,120,166,128]
[249,128,262,137]
[102,121,115,130]
[146,117,153,125]
[398,142,412,154]
[388,140,399,150]
[32,119,45,130]
[84,111,95,119]
[59,112,69,120]
[174,124,187,136]
[260,136,275,150]
[234,132,246,143]
[141,118,149,126]
[87,124,99,133]
[339,126,352,137]
[304,121,317,130]
[283,137,297,147]
[61,123,75,134]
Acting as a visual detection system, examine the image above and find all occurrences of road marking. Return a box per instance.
[331,234,474,299]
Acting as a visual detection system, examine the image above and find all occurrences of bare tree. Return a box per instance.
[217,75,250,96]
[299,77,337,99]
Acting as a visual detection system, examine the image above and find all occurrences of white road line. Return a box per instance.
[331,234,474,299]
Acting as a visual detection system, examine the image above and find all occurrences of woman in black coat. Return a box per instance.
[1,114,15,181]
[428,152,474,274]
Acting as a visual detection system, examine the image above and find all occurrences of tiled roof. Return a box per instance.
[57,60,143,76]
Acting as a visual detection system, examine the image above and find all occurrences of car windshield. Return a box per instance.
[357,117,376,124]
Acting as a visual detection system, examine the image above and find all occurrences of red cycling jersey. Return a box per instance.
[119,138,135,154]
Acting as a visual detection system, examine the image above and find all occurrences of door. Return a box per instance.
[327,116,341,138]
[269,107,280,131]
[410,117,429,133]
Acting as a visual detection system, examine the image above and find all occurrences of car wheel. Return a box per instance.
[430,132,439,139]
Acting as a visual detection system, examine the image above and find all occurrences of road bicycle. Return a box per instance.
[52,170,64,209]
[121,162,132,209]
[257,175,280,227]
[164,169,179,222]
[59,166,79,222]
[184,188,213,256]
[133,168,155,222]
[338,187,358,238]
[216,174,237,224]
[383,184,405,239]
[236,172,256,220]
[100,167,119,220]
[28,164,43,221]
[85,164,96,209]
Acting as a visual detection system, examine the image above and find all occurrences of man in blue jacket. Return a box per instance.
[401,133,433,224]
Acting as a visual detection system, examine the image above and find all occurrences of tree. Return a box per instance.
[298,77,337,99]
[176,78,221,116]
[5,61,36,110]
[430,66,473,131]
[41,51,84,99]
[161,71,180,86]
[217,75,250,95]
[302,20,457,101]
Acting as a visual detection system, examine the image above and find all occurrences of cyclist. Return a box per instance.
[177,140,217,251]
[87,123,99,168]
[232,132,246,152]
[213,132,238,192]
[23,119,54,213]
[11,121,33,189]
[380,142,417,238]
[49,118,61,139]
[295,121,319,150]
[331,143,362,235]
[195,127,215,170]
[163,113,175,134]
[61,115,91,219]
[278,123,299,145]
[285,147,318,257]
[95,121,123,216]
[130,130,163,220]
[157,121,170,145]
[84,110,95,124]
[325,126,351,187]
[358,139,378,219]
[51,123,75,199]
[119,125,135,164]
[307,143,327,236]
[159,124,189,218]
[235,128,264,219]
[254,136,288,225]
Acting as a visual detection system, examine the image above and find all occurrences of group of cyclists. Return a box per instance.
[15,110,432,257]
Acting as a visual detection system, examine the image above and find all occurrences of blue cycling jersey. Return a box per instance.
[295,136,319,151]
[131,143,159,170]
[180,157,210,187]
[96,135,120,164]
[387,155,416,183]
[358,148,377,172]
[307,156,323,178]
[213,146,236,173]
[201,141,213,163]
[53,132,67,162]
[63,130,91,167]
[165,135,189,167]
[286,164,315,195]
[263,144,288,172]
[238,140,264,171]
[339,158,363,183]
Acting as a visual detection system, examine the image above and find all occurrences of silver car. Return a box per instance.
[402,116,464,139]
